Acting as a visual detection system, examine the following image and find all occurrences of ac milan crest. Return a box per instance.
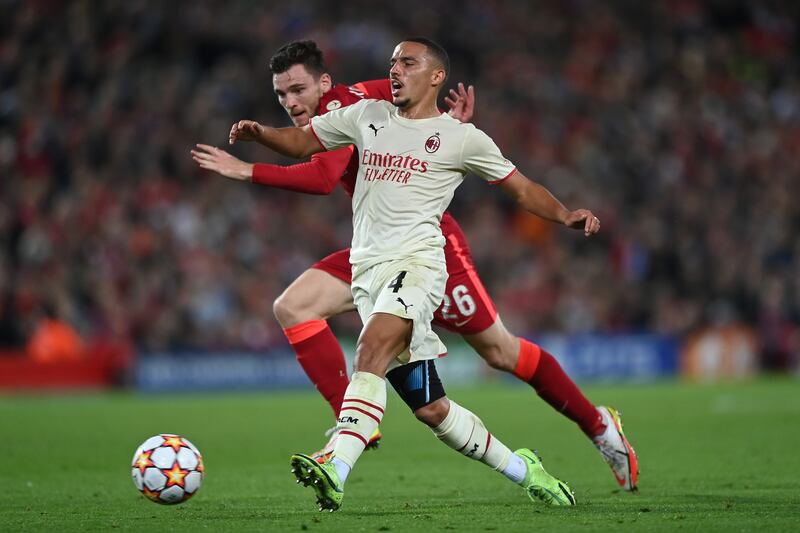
[425,133,441,153]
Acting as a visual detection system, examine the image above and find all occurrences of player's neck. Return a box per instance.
[398,96,440,120]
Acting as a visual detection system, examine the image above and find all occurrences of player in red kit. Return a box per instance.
[192,40,638,492]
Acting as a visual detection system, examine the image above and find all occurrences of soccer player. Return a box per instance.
[222,37,610,511]
[192,40,638,498]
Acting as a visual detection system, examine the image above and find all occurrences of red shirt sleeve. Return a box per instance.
[350,79,393,102]
[250,147,354,195]
[349,79,445,112]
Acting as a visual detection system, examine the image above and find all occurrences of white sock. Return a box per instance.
[431,401,513,474]
[332,371,386,470]
[330,457,351,483]
[502,453,528,484]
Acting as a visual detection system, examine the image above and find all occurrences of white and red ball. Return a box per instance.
[131,434,204,504]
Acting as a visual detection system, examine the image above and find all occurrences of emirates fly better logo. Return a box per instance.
[360,149,430,184]
[425,132,441,153]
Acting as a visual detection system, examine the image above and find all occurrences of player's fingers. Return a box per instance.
[196,143,218,153]
[458,82,466,97]
[191,146,216,158]
[195,154,218,167]
[565,210,587,227]
[192,146,213,157]
[193,152,215,163]
[583,214,599,235]
[191,156,211,169]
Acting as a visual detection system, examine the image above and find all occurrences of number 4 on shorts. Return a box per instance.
[388,271,407,293]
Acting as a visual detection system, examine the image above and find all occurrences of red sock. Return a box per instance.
[514,338,605,438]
[284,320,350,418]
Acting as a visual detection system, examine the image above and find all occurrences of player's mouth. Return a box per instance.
[290,110,308,124]
[390,79,403,97]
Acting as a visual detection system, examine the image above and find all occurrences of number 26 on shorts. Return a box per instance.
[440,284,475,321]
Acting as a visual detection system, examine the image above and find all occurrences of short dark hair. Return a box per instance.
[269,40,327,77]
[402,37,449,79]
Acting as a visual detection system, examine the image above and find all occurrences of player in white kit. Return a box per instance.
[228,38,600,512]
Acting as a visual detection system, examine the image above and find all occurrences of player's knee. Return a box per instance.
[273,288,318,328]
[354,337,384,372]
[355,319,409,373]
[272,291,299,328]
[414,397,450,428]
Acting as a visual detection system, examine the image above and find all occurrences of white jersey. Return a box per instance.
[310,99,516,276]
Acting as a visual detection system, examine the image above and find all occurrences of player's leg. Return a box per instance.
[273,250,355,418]
[439,234,638,490]
[462,318,604,437]
[291,311,409,511]
[291,261,431,511]
[462,319,638,491]
[385,360,575,506]
[434,261,606,438]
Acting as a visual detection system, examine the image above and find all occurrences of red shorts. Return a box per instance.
[312,215,497,336]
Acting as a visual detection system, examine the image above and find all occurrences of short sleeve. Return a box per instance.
[310,99,370,151]
[461,127,517,184]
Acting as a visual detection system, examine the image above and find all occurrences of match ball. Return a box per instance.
[131,434,204,504]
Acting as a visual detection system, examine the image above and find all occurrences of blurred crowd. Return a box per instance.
[1,0,798,367]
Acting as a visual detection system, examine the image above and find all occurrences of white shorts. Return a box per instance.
[351,259,448,364]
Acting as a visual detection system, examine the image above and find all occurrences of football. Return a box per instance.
[131,434,204,504]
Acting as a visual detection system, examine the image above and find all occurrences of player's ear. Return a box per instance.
[431,68,446,88]
[319,73,333,92]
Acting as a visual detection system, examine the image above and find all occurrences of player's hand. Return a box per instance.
[445,83,475,123]
[229,120,265,145]
[191,144,253,181]
[563,209,600,236]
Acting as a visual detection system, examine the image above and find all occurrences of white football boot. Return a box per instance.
[593,406,639,491]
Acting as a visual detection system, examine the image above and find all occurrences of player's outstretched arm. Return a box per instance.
[229,120,323,159]
[191,144,349,195]
[499,171,600,236]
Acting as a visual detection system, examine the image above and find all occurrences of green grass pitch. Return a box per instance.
[1,379,799,532]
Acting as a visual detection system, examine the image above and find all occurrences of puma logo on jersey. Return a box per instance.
[396,297,413,313]
[368,123,385,136]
